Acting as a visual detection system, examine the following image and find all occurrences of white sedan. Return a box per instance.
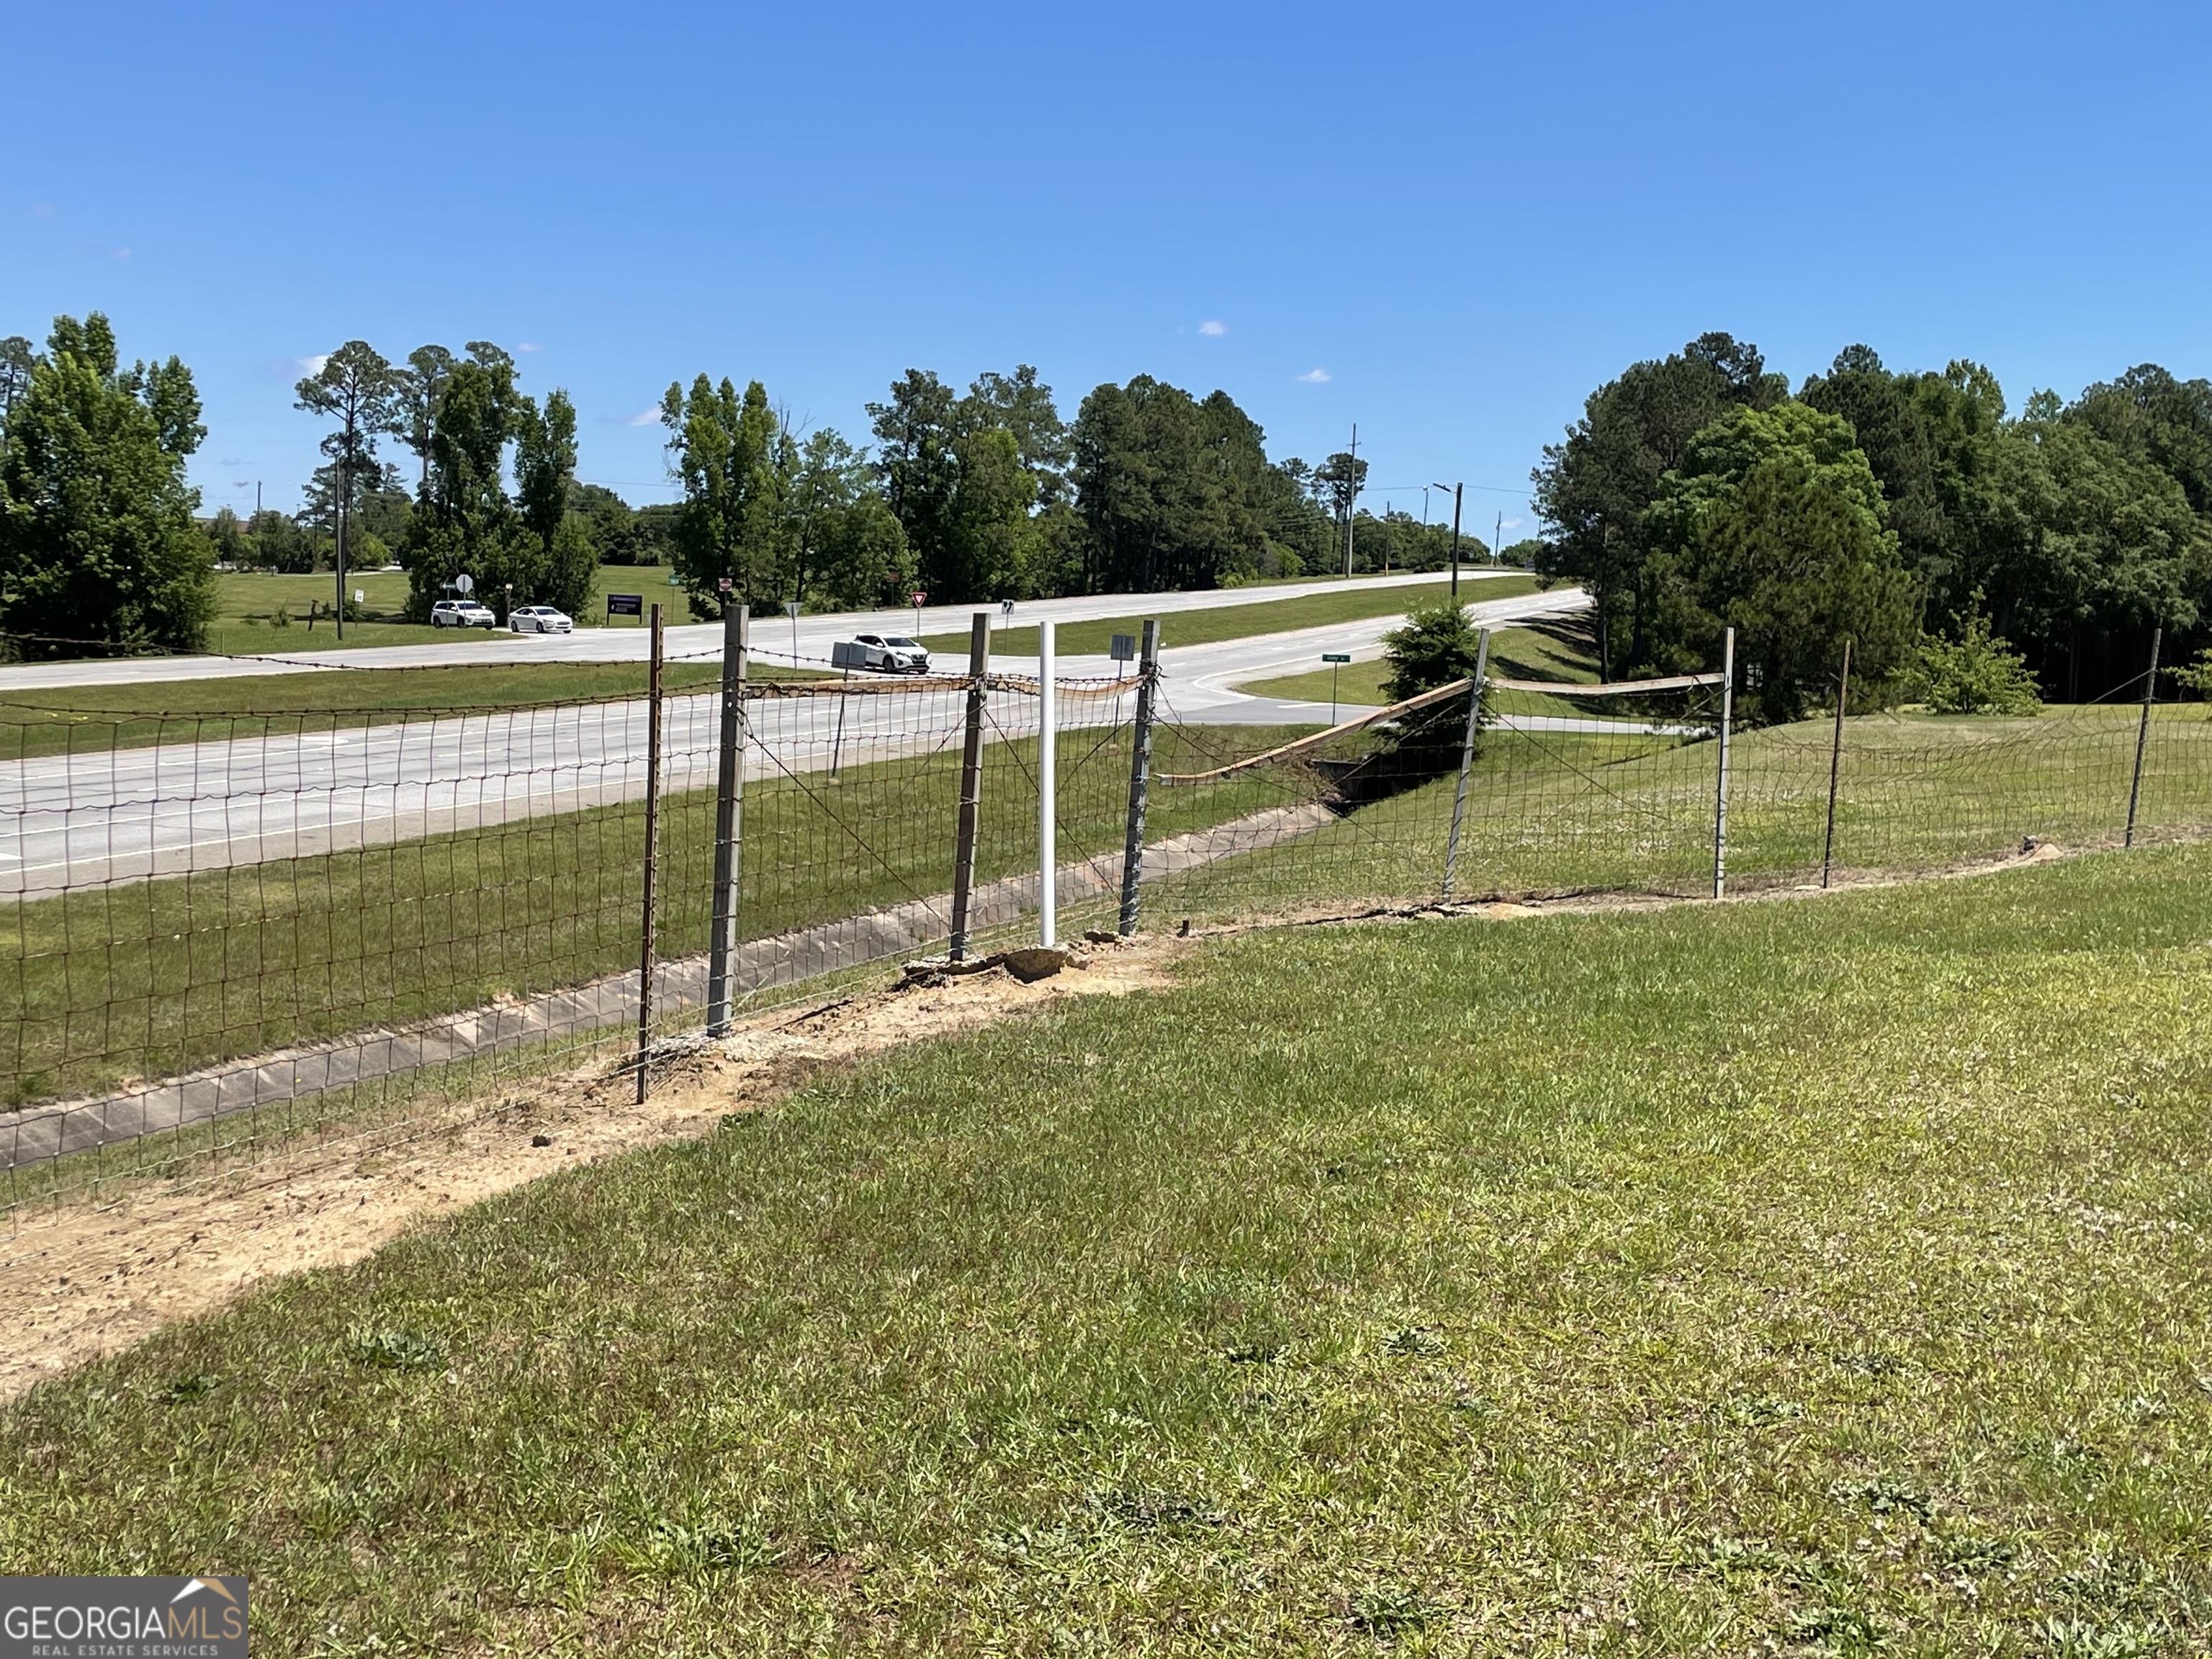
[510,605,574,634]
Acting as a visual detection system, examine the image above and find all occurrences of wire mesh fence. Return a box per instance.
[1,611,2205,1229]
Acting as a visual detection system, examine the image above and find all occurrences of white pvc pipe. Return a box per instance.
[1038,619,1056,948]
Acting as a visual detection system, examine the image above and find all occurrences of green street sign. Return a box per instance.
[1321,652,1352,664]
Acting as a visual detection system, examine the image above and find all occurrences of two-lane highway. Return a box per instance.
[0,580,1591,896]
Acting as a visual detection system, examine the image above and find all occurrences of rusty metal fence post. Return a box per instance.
[636,603,665,1102]
[706,603,747,1036]
[1118,619,1160,935]
[949,613,990,961]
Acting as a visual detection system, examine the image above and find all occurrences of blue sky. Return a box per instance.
[4,0,2208,541]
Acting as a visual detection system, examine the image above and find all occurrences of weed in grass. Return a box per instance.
[1830,1475,1935,1523]
[2037,1616,2161,1658]
[1787,1601,1885,1650]
[1344,1584,1441,1635]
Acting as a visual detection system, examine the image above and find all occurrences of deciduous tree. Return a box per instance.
[661,374,784,614]
[0,314,216,654]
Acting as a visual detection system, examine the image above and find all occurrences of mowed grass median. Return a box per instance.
[0,659,827,764]
[0,720,1288,1108]
[917,571,1542,660]
[6,849,2212,1649]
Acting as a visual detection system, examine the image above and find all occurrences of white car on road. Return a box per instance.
[837,634,932,673]
[510,605,574,634]
[431,599,498,629]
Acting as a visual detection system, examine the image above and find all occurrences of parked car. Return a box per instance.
[510,604,574,634]
[431,599,498,629]
[838,633,932,673]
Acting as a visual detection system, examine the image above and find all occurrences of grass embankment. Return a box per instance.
[916,572,1542,660]
[1238,614,1599,711]
[0,723,1287,1107]
[0,660,824,763]
[6,850,2212,1649]
[204,567,698,655]
[1152,698,2212,914]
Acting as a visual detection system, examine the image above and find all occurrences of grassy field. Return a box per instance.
[1151,699,2212,916]
[917,573,1543,660]
[0,660,830,763]
[6,849,2212,1650]
[1238,616,1601,711]
[0,721,1287,1109]
[206,566,698,655]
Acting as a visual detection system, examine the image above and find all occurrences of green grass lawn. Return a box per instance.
[1238,615,1601,712]
[917,573,1544,660]
[1149,700,2212,916]
[207,566,697,656]
[7,848,2212,1650]
[0,660,827,763]
[0,721,1287,1112]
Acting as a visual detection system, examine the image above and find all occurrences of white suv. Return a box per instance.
[839,634,932,673]
[431,599,498,629]
[510,605,573,634]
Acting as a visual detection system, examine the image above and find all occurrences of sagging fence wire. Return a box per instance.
[1,608,2208,1230]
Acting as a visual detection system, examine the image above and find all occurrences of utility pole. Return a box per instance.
[1432,482,1465,601]
[1342,423,1359,577]
[1495,512,1503,567]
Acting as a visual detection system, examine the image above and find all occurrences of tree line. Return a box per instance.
[1532,333,2212,717]
[655,366,1493,619]
[0,314,1509,652]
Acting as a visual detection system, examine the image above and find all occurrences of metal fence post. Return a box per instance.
[1441,628,1493,900]
[1712,625,1735,901]
[1118,619,1161,935]
[1038,619,1058,949]
[635,603,665,1102]
[706,603,747,1036]
[2126,623,2162,848]
[948,613,990,961]
[1820,637,1851,890]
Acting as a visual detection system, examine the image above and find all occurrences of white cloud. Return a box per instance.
[516,341,544,353]
[112,247,132,261]
[1295,367,1331,384]
[1501,516,1524,532]
[626,406,662,426]
[297,353,329,375]
[1198,319,1226,337]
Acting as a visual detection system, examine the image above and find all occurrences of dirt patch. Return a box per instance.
[0,938,1184,1403]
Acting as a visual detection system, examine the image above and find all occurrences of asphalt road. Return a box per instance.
[0,581,1594,898]
[0,568,1515,691]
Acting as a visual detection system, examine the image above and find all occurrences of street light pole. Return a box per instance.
[1433,482,1463,602]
